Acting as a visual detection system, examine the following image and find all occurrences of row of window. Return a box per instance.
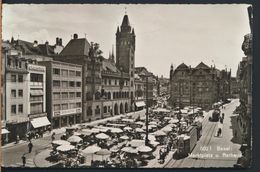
[53,68,81,77]
[53,102,81,111]
[10,74,23,82]
[11,89,23,98]
[11,104,23,114]
[103,79,129,86]
[53,80,81,88]
[53,92,81,99]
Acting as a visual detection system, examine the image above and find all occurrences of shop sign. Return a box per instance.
[53,108,82,116]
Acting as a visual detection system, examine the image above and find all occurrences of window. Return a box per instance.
[61,69,68,76]
[131,72,134,77]
[104,106,107,113]
[69,103,76,109]
[30,103,43,114]
[7,59,11,66]
[69,81,75,87]
[69,70,76,77]
[69,92,75,98]
[76,102,81,108]
[18,62,22,68]
[109,80,111,85]
[61,104,68,110]
[76,82,81,87]
[11,75,16,82]
[30,96,43,102]
[53,68,60,75]
[53,92,60,99]
[131,81,133,87]
[104,79,107,85]
[18,75,23,82]
[76,92,81,98]
[18,90,23,97]
[61,92,68,99]
[11,90,16,98]
[115,80,117,85]
[87,106,92,116]
[30,73,43,82]
[61,81,68,88]
[76,71,81,77]
[11,105,16,114]
[53,80,60,87]
[54,104,60,111]
[18,104,23,113]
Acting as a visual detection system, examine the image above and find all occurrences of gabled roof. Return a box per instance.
[102,58,120,73]
[195,62,210,69]
[60,38,90,56]
[176,63,189,70]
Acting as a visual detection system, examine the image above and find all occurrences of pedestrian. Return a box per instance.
[28,141,33,153]
[22,154,26,167]
[52,132,56,141]
[16,135,20,144]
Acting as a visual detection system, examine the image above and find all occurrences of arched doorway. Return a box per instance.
[114,103,118,115]
[120,103,124,114]
[125,102,128,113]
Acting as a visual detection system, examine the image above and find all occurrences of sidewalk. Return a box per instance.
[2,110,146,149]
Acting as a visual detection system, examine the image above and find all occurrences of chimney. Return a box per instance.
[45,41,49,45]
[73,34,78,39]
[33,40,38,47]
[59,38,62,46]
[56,37,59,45]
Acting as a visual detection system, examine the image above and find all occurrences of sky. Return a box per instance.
[2,4,251,77]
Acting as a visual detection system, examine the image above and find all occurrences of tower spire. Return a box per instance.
[112,44,115,62]
[125,7,127,15]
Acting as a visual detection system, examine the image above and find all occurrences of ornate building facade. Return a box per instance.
[169,62,231,109]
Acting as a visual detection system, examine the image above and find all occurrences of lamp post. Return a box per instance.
[140,73,150,146]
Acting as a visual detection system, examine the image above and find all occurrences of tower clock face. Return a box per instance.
[119,79,124,89]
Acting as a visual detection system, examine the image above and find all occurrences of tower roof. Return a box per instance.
[195,62,210,69]
[176,63,189,70]
[122,15,130,26]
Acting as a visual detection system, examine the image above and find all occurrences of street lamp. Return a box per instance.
[139,73,150,146]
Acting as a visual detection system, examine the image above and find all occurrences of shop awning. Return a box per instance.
[30,90,44,96]
[135,101,146,107]
[1,128,10,135]
[31,116,50,128]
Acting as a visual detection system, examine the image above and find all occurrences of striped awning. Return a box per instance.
[31,116,50,128]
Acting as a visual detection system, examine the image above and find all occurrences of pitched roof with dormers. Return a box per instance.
[60,38,90,56]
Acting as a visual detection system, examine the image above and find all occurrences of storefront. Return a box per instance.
[52,108,82,128]
[30,116,51,132]
[1,128,10,145]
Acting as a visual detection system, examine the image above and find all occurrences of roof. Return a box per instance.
[176,63,189,70]
[102,58,120,73]
[60,38,90,56]
[11,39,56,56]
[195,62,210,69]
[122,15,130,26]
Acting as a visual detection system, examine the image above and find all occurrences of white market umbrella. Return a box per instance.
[73,132,82,136]
[121,146,138,154]
[149,121,157,125]
[52,140,70,146]
[96,133,110,140]
[95,149,111,156]
[153,130,166,136]
[136,121,144,126]
[111,128,123,133]
[123,126,132,131]
[161,126,172,132]
[148,135,156,141]
[168,118,179,124]
[137,145,152,153]
[135,128,145,133]
[149,140,160,147]
[56,145,75,152]
[120,135,129,140]
[82,145,101,155]
[67,135,82,143]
